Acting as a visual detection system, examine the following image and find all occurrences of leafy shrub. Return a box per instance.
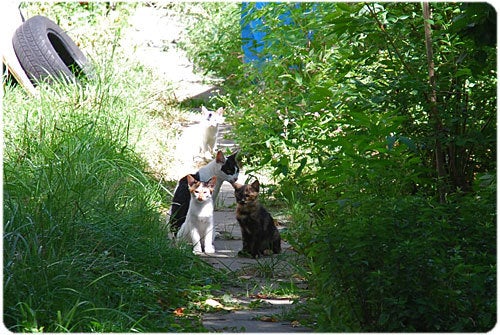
[290,184,496,331]
[177,2,241,80]
[200,2,495,194]
[180,2,497,331]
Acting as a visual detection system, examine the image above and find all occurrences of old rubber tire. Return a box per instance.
[12,15,90,85]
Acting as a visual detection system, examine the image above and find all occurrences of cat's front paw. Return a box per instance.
[193,246,203,254]
[204,245,216,254]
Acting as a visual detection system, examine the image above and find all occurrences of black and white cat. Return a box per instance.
[169,150,239,235]
[177,175,217,254]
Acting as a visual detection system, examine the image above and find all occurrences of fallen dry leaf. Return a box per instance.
[291,320,301,327]
[260,316,278,322]
[205,298,223,309]
[173,307,185,316]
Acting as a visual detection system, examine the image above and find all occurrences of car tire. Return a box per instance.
[12,15,91,85]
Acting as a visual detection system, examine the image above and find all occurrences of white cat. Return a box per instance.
[175,106,225,166]
[199,106,224,159]
[177,175,217,254]
[169,150,240,235]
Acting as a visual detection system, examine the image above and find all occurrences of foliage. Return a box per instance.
[290,186,496,331]
[181,2,496,332]
[226,2,495,193]
[3,3,223,332]
[176,2,242,79]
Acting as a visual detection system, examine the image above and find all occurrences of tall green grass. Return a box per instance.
[3,4,223,332]
[3,75,216,333]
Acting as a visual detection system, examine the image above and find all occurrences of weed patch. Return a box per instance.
[3,3,225,332]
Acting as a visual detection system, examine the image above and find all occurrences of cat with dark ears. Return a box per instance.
[231,179,281,258]
[169,150,239,235]
[177,175,217,254]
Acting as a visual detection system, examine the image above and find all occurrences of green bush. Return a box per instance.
[290,185,496,331]
[227,2,495,190]
[179,2,497,331]
[177,2,241,80]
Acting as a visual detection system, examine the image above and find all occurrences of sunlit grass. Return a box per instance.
[3,3,225,332]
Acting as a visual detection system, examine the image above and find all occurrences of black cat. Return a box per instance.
[231,179,281,258]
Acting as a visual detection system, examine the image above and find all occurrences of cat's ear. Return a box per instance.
[201,106,208,114]
[251,179,260,192]
[229,149,239,158]
[215,150,225,163]
[215,107,224,115]
[187,174,198,186]
[207,176,217,188]
[231,182,243,190]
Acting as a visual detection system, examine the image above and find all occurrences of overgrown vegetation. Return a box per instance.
[3,3,224,332]
[177,2,241,80]
[180,2,496,331]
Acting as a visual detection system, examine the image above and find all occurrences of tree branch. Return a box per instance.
[422,2,447,202]
[365,2,415,75]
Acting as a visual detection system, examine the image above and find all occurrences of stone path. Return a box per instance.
[200,116,311,333]
[124,4,312,332]
[200,181,312,333]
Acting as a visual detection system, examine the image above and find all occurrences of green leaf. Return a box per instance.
[294,157,308,179]
[455,68,472,77]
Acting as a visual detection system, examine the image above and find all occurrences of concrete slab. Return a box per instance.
[203,307,312,333]
[200,172,312,332]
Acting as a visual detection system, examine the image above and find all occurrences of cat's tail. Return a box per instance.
[273,230,282,254]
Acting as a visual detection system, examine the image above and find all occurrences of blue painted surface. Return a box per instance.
[240,2,315,67]
[241,2,269,65]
